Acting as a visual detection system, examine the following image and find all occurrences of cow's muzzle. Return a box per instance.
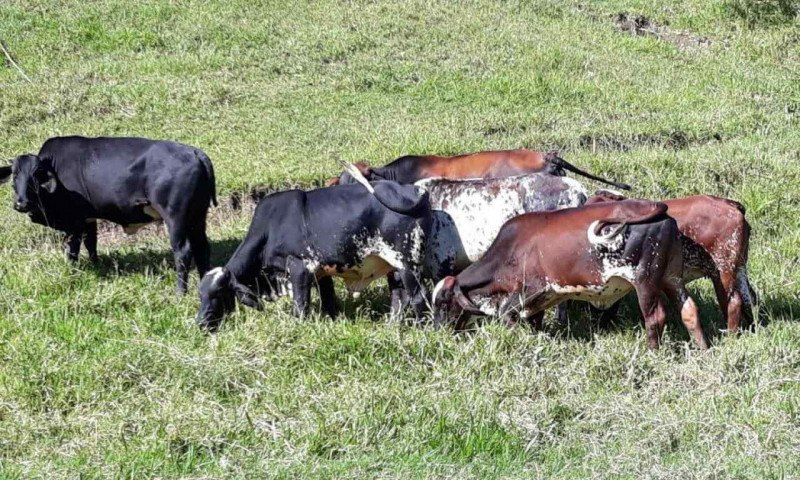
[196,312,222,333]
[13,201,30,213]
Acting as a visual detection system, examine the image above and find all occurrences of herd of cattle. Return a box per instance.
[0,136,756,350]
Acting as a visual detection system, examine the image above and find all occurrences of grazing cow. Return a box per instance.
[196,180,432,331]
[586,191,756,332]
[0,136,217,294]
[432,200,709,350]
[326,149,631,190]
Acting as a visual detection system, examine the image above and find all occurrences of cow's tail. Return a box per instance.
[343,161,427,214]
[547,152,632,191]
[197,150,218,207]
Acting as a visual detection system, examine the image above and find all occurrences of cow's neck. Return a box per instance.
[225,239,266,289]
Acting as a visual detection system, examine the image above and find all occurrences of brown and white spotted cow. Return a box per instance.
[432,200,709,350]
[586,191,756,332]
[327,149,630,191]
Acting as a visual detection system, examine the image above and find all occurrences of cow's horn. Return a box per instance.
[340,159,374,194]
[588,220,626,245]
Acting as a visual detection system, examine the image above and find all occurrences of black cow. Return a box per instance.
[0,136,217,294]
[196,180,432,331]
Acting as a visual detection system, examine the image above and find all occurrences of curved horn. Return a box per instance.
[588,220,627,245]
[340,160,374,193]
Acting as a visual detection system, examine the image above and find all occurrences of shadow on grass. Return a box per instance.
[85,237,244,280]
[451,285,778,349]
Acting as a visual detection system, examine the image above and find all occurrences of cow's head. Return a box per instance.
[336,161,381,185]
[196,267,262,331]
[431,276,482,327]
[2,154,58,214]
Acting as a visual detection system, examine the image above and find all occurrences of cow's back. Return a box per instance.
[419,173,588,272]
[303,184,429,257]
[37,136,212,226]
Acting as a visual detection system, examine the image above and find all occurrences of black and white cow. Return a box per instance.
[196,180,432,331]
[0,136,217,294]
[417,173,589,281]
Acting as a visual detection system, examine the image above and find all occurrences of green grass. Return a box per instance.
[1,0,799,477]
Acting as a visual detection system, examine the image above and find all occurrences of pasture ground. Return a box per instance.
[1,0,799,478]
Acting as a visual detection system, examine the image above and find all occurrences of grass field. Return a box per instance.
[1,0,800,477]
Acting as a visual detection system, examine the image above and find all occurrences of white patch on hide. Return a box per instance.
[206,267,226,287]
[548,276,632,310]
[307,231,416,295]
[555,177,589,208]
[303,246,322,272]
[471,294,500,316]
[418,173,588,279]
[356,233,405,270]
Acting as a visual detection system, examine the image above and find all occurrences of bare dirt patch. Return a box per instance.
[96,195,258,246]
[614,12,713,52]
[575,130,723,153]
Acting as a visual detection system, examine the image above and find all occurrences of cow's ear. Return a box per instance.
[324,176,340,187]
[233,281,263,310]
[353,162,373,177]
[35,157,57,193]
[0,166,10,185]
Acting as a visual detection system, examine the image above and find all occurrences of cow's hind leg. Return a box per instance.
[189,220,211,277]
[64,230,82,262]
[83,221,98,263]
[167,223,193,295]
[664,281,708,350]
[634,284,667,350]
[717,270,743,334]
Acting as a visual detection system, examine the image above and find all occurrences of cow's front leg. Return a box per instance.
[317,276,338,318]
[387,272,408,318]
[83,221,98,263]
[63,231,82,262]
[287,257,312,318]
[397,268,429,324]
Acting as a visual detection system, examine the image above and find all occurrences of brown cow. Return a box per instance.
[326,149,631,190]
[431,200,709,350]
[586,191,756,332]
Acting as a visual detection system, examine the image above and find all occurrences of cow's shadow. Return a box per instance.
[85,237,243,281]
[549,287,769,348]
[450,281,776,349]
